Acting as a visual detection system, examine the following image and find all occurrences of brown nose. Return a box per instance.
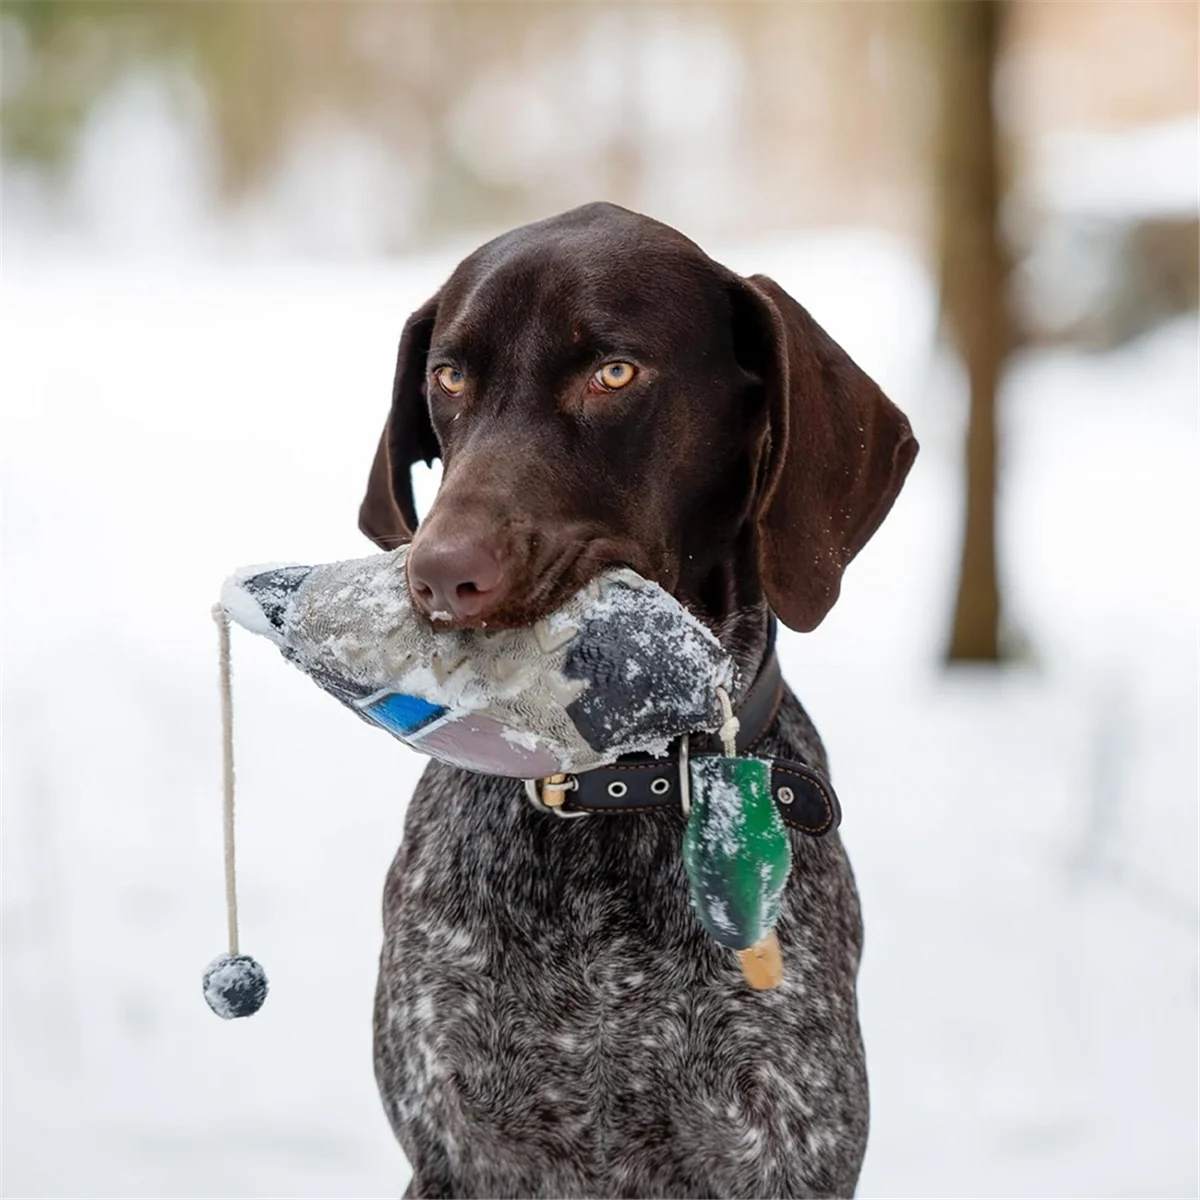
[407,536,504,623]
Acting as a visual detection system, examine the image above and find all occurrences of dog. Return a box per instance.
[359,202,917,1199]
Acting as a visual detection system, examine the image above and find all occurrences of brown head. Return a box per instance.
[360,202,917,636]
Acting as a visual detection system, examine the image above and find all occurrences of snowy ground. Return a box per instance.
[2,234,1196,1198]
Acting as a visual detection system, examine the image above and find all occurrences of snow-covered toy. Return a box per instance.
[684,754,792,979]
[220,547,736,778]
[205,546,809,1014]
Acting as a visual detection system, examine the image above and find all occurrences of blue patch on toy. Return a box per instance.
[364,692,448,737]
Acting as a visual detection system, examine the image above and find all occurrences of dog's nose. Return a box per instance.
[407,537,504,623]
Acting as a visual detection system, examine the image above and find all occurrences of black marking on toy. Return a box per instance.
[564,598,724,752]
[241,566,312,633]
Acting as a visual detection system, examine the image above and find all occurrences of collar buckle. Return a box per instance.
[523,773,587,818]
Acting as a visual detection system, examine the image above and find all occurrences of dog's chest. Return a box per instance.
[374,755,867,1196]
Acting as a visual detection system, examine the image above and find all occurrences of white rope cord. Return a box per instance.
[714,684,739,758]
[212,604,240,956]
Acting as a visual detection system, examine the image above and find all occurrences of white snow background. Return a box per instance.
[3,120,1198,1199]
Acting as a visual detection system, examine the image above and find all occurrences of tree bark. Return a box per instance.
[939,0,1010,663]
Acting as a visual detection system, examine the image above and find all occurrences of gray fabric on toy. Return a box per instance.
[220,546,736,776]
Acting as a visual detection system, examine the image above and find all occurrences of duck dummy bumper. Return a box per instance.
[219,547,736,778]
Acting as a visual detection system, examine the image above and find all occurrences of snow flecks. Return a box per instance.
[224,550,733,777]
[691,765,747,857]
[705,896,735,935]
[500,727,541,752]
[220,567,307,644]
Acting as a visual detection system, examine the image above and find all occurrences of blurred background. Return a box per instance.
[2,2,1196,1196]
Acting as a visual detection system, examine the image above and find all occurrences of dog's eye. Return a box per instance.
[590,362,637,392]
[433,366,467,396]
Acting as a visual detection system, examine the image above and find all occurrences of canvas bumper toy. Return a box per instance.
[204,545,839,1017]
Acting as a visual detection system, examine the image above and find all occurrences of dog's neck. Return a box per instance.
[709,601,773,701]
[678,552,774,701]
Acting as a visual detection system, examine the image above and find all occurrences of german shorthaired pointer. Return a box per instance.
[359,202,917,1198]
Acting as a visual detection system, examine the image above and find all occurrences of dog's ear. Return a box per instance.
[358,295,442,548]
[731,273,918,632]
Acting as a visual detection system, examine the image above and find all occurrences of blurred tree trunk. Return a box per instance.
[939,0,1011,663]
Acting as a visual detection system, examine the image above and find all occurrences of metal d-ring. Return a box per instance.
[678,737,691,817]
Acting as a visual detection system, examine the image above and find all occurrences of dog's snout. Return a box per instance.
[407,537,504,623]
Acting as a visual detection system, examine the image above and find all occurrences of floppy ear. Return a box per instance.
[734,274,918,632]
[358,295,442,548]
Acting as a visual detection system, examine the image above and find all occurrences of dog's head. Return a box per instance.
[360,202,917,634]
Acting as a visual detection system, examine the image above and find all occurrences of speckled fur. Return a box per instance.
[374,613,868,1199]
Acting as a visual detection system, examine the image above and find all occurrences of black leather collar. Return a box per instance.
[529,623,841,837]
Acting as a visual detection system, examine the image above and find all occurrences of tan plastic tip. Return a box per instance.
[540,774,567,808]
[737,931,784,990]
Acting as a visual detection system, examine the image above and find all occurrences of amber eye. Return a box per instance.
[433,365,466,396]
[591,361,637,392]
